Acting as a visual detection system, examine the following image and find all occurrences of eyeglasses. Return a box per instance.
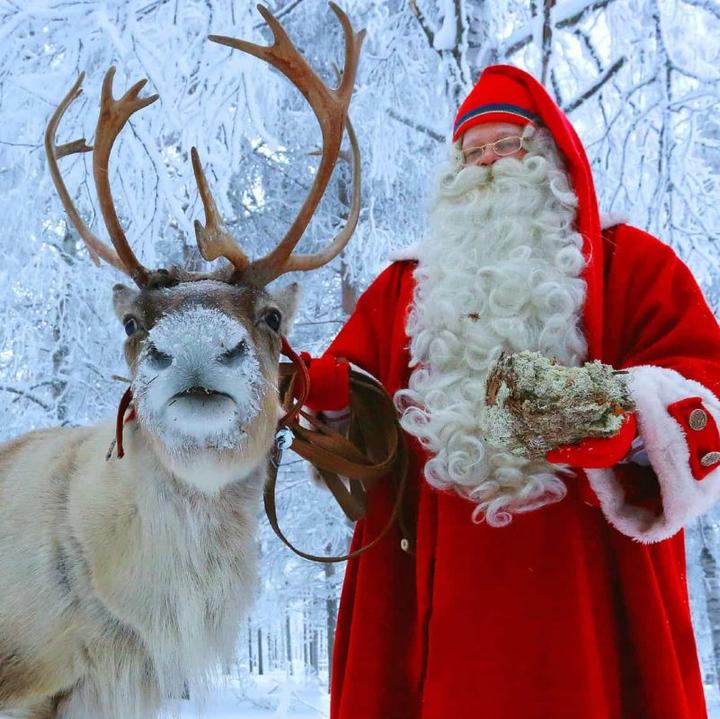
[461,136,525,165]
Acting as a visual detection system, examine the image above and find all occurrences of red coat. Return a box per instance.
[324,223,720,719]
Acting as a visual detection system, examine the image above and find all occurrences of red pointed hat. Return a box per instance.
[453,69,541,139]
[453,64,605,359]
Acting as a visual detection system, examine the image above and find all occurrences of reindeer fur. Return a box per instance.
[0,279,298,718]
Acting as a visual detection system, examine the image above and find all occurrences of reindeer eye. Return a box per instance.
[123,316,139,336]
[263,309,282,333]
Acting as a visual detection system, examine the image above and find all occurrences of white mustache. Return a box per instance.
[433,153,579,214]
[435,154,544,200]
[436,164,492,199]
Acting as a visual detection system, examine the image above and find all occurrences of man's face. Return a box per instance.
[460,121,528,166]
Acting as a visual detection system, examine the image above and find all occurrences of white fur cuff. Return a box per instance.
[388,244,420,262]
[586,365,720,543]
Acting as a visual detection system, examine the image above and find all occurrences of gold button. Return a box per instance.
[700,451,720,467]
[689,409,708,431]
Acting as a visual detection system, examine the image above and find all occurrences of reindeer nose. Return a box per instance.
[147,343,172,369]
[218,340,248,367]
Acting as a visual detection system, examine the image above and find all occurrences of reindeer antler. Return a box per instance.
[45,68,159,288]
[191,147,250,270]
[47,5,363,287]
[45,73,127,274]
[93,68,159,287]
[207,2,365,285]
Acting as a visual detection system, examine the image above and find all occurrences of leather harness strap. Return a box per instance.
[268,339,414,563]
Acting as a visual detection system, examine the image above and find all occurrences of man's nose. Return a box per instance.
[477,146,497,165]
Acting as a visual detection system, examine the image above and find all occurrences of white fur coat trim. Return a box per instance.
[586,365,720,543]
[388,243,420,262]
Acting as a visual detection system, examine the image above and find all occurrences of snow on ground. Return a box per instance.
[0,674,328,719]
[168,673,329,719]
[3,678,718,717]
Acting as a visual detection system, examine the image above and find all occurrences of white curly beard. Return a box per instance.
[395,132,589,526]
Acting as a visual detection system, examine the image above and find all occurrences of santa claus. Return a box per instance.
[304,65,720,718]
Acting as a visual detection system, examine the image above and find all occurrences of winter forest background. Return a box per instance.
[0,0,719,715]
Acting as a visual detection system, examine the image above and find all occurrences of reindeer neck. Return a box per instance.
[117,418,267,498]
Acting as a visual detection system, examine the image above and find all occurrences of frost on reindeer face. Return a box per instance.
[132,305,264,453]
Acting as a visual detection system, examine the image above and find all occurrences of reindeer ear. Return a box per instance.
[112,284,140,321]
[270,282,300,335]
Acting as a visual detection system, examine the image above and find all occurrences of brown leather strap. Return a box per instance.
[264,349,415,563]
[317,467,367,521]
[263,433,409,563]
[288,408,397,483]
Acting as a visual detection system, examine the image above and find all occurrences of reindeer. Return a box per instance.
[0,5,363,718]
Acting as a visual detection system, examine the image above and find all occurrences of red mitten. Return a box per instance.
[545,413,638,469]
[300,353,350,412]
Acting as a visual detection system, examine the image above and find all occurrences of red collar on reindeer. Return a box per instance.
[113,336,309,459]
[453,65,605,360]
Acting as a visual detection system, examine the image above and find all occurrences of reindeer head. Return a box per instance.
[108,275,299,489]
[44,3,364,491]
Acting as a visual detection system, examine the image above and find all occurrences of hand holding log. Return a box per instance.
[483,351,635,460]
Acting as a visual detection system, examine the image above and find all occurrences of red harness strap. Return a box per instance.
[115,385,135,459]
[278,336,310,424]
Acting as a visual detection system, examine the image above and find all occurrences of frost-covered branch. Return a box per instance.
[0,385,53,412]
[541,0,556,84]
[563,56,626,113]
[499,0,618,56]
[555,0,618,27]
[388,109,445,143]
[677,0,720,20]
[408,0,437,49]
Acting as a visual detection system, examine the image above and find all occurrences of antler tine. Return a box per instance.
[190,147,250,270]
[329,2,363,104]
[45,73,128,273]
[92,66,159,287]
[282,113,361,274]
[209,3,365,285]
